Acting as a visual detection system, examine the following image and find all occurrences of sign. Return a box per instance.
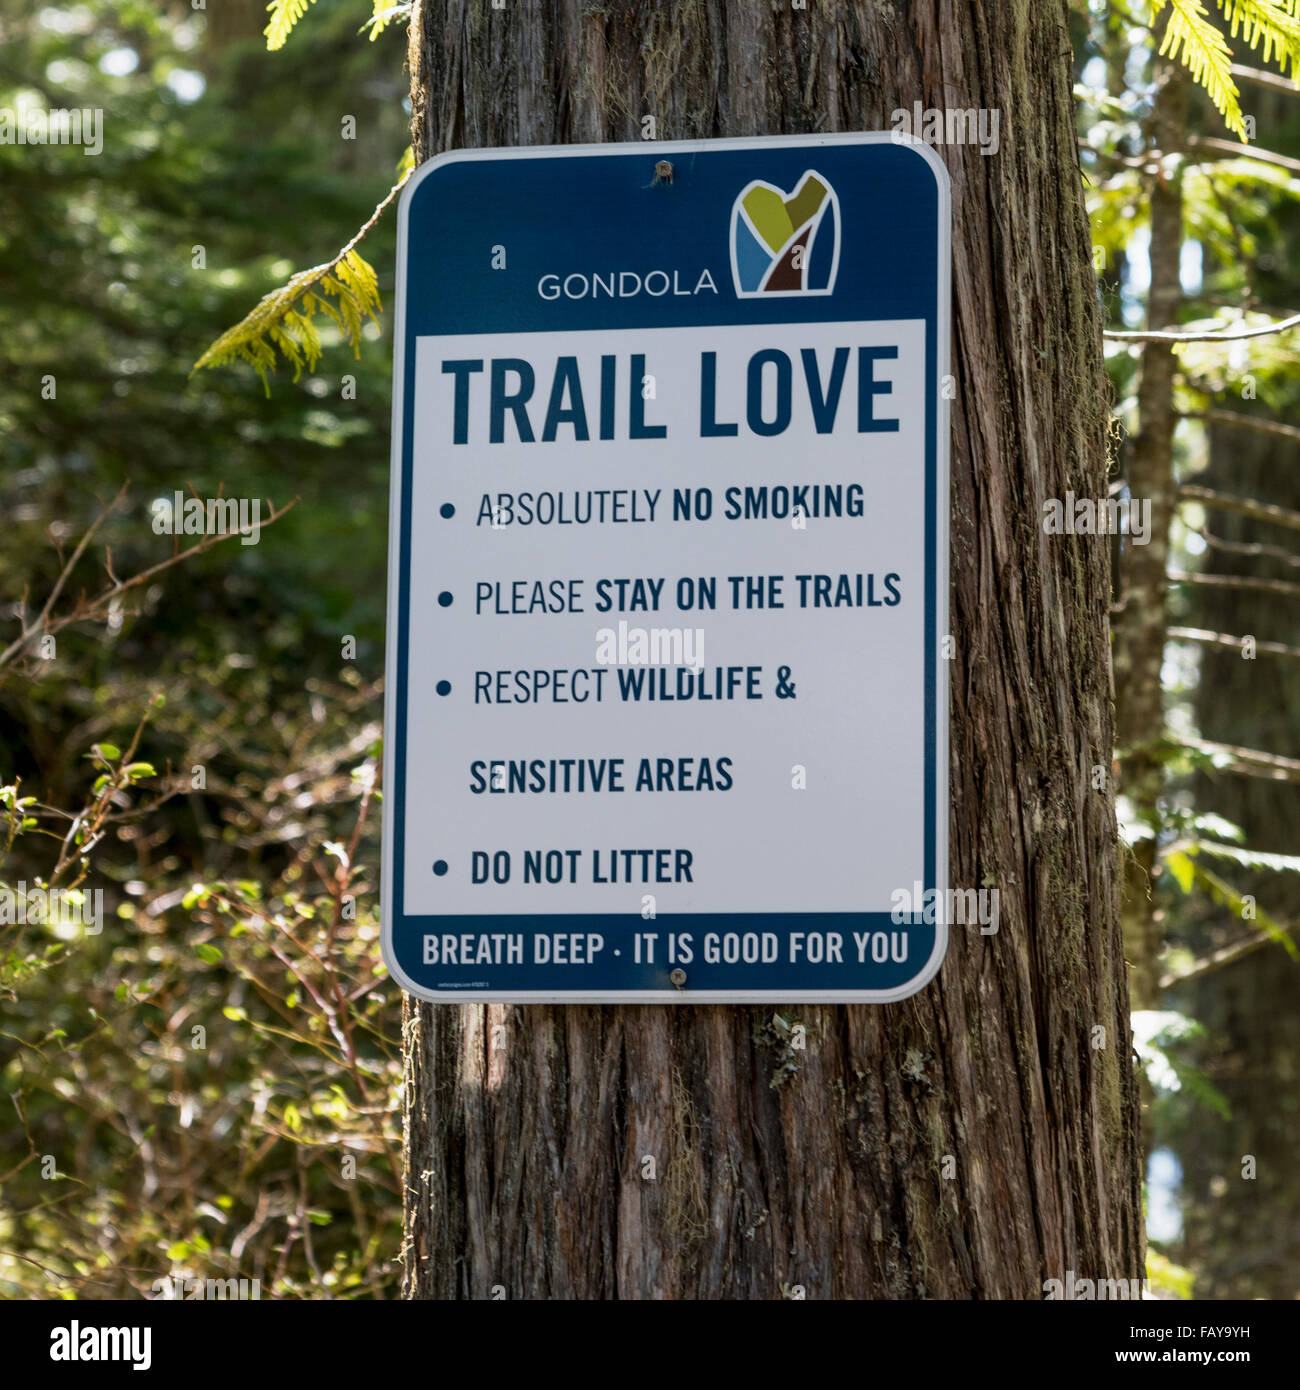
[381,133,950,1002]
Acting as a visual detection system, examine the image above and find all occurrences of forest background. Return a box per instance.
[1,0,1298,1299]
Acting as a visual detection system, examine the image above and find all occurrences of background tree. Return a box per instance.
[1079,1,1300,1297]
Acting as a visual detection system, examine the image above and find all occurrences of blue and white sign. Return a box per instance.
[381,133,950,1002]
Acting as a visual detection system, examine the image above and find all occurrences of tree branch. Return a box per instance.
[1199,529,1300,569]
[1105,310,1300,343]
[0,491,298,676]
[1186,134,1300,176]
[1177,736,1300,783]
[1168,626,1300,661]
[1168,569,1300,598]
[1179,486,1300,534]
[1161,917,1300,990]
[1229,63,1300,96]
[1185,409,1300,445]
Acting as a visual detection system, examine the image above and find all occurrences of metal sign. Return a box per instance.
[381,133,950,1002]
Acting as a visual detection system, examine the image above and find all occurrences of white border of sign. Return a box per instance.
[381,132,951,1004]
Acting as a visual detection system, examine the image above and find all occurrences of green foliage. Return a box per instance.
[1217,0,1300,68]
[1155,0,1248,137]
[0,0,404,1300]
[194,247,384,394]
[1189,859,1297,956]
[268,0,412,50]
[1146,1247,1197,1297]
[364,3,414,42]
[265,0,319,52]
[0,665,401,1299]
[1148,0,1300,139]
[1132,1011,1233,1118]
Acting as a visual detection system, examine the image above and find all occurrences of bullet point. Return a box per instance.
[440,503,455,519]
[436,680,451,696]
[433,860,448,876]
[438,591,453,607]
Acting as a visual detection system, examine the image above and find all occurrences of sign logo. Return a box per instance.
[730,169,840,298]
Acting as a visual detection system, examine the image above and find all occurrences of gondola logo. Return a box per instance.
[730,169,840,298]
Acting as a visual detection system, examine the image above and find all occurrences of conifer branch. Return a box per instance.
[193,173,409,393]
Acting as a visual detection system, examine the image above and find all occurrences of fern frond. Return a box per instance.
[194,250,382,394]
[265,0,317,53]
[1156,0,1248,138]
[363,2,413,41]
[193,177,408,393]
[1215,0,1300,74]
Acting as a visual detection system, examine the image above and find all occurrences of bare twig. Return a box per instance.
[1187,133,1300,176]
[1230,63,1300,96]
[1177,736,1300,781]
[1179,486,1300,535]
[1161,917,1300,990]
[1106,310,1300,343]
[1168,626,1300,661]
[1185,408,1300,445]
[1199,529,1300,570]
[0,491,298,675]
[1167,569,1300,598]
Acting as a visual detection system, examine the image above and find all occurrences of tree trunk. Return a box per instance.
[401,0,1142,1299]
[1113,65,1186,1013]
[1180,413,1300,1298]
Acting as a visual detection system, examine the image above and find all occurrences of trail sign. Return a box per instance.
[381,133,950,1002]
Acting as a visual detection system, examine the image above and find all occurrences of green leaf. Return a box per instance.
[365,2,413,42]
[1154,0,1247,139]
[1189,812,1245,843]
[1215,1,1300,73]
[1166,849,1196,894]
[195,943,223,964]
[1195,840,1300,874]
[1192,863,1300,960]
[195,242,387,392]
[264,0,316,52]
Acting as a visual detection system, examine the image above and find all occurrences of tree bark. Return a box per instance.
[401,0,1141,1299]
